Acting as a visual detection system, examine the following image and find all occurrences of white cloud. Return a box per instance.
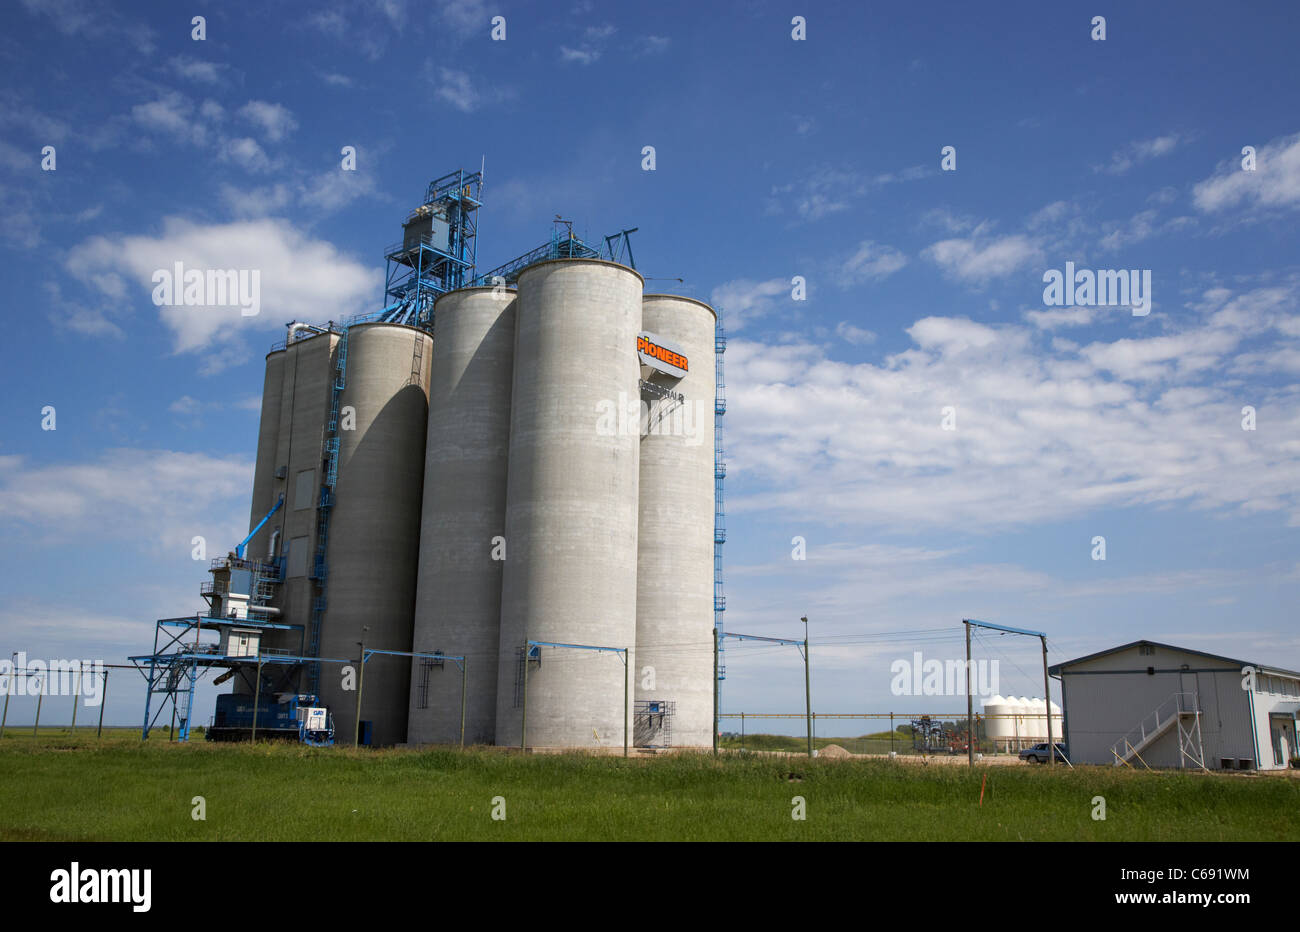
[835,321,876,345]
[219,136,273,173]
[299,166,378,212]
[635,35,670,56]
[219,182,293,217]
[560,46,600,65]
[1023,306,1096,330]
[560,22,616,64]
[66,217,381,356]
[18,0,156,54]
[838,241,907,286]
[924,234,1042,285]
[434,67,480,112]
[432,0,489,36]
[1192,130,1300,214]
[168,395,203,415]
[1095,134,1182,175]
[132,92,207,146]
[168,55,225,84]
[237,100,297,142]
[0,449,251,554]
[710,278,789,331]
[721,287,1300,532]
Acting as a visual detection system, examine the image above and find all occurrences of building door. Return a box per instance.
[1270,715,1294,767]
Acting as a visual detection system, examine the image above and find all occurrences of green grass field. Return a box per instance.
[2,731,1297,841]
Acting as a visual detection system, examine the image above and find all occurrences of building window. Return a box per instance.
[1139,645,1155,656]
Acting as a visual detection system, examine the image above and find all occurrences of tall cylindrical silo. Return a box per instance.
[408,287,517,746]
[245,348,285,562]
[982,695,1009,751]
[319,322,433,747]
[634,295,716,747]
[495,259,644,749]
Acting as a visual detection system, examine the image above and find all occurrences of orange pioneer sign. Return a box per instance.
[637,332,689,377]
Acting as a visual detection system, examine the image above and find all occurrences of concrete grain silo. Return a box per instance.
[634,296,716,747]
[408,287,517,746]
[243,328,340,697]
[247,349,285,563]
[495,259,644,749]
[318,322,433,747]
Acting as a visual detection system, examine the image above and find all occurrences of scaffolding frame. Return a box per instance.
[377,168,484,330]
[357,648,468,747]
[520,640,630,757]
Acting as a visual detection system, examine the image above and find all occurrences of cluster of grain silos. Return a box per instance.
[245,258,716,749]
[982,695,1065,751]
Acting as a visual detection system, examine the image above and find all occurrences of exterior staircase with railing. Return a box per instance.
[1110,691,1206,769]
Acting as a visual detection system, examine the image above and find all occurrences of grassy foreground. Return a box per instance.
[1,733,1297,841]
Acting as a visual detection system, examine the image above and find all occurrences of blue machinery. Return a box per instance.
[236,495,282,560]
[378,168,485,328]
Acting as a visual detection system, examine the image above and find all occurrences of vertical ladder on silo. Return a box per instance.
[714,319,727,683]
[309,327,348,695]
[408,332,425,386]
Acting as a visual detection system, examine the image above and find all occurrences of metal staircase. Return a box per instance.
[1110,691,1207,770]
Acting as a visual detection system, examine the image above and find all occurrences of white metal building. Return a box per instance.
[1050,640,1300,770]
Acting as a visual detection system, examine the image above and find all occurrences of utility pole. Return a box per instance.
[354,630,368,749]
[802,616,812,759]
[0,651,15,739]
[1041,635,1054,765]
[966,620,974,770]
[97,670,108,738]
[712,628,719,755]
[33,677,43,738]
[70,663,80,734]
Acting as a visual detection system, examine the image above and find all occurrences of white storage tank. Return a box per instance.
[1006,696,1026,748]
[982,695,1010,749]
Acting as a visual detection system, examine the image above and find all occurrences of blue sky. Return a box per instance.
[1,0,1298,733]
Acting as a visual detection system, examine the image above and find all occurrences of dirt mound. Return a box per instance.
[817,743,853,759]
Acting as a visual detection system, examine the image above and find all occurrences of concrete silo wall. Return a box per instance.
[319,322,432,746]
[635,296,716,747]
[244,334,337,695]
[246,350,285,564]
[408,288,517,745]
[495,260,644,749]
